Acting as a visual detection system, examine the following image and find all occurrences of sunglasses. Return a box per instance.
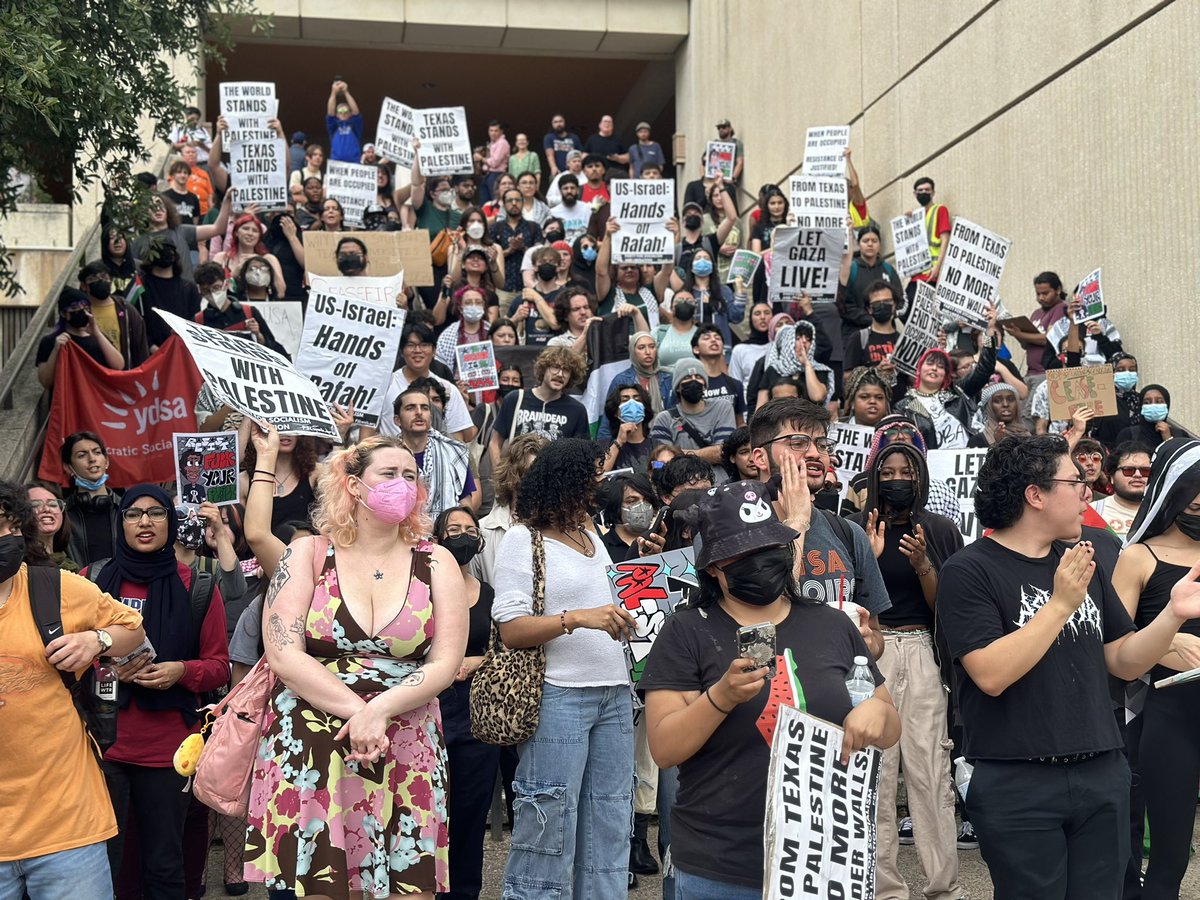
[1119,466,1152,478]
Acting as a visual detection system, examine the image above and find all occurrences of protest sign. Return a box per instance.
[295,278,406,429]
[455,341,498,393]
[764,705,882,900]
[324,161,378,227]
[375,97,416,167]
[768,227,842,301]
[228,138,288,209]
[415,107,473,176]
[802,126,851,177]
[303,230,433,285]
[726,249,762,284]
[173,432,239,507]
[830,421,874,494]
[891,282,942,376]
[934,218,1011,331]
[156,309,339,440]
[309,273,406,307]
[219,82,278,143]
[890,214,932,278]
[704,141,736,179]
[788,175,848,229]
[254,302,304,359]
[1047,365,1118,420]
[606,548,697,695]
[609,179,675,265]
[927,449,988,543]
[1074,267,1105,323]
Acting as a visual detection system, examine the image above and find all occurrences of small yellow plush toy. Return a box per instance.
[174,732,205,777]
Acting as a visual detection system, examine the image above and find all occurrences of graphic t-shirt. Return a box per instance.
[543,131,584,171]
[493,390,590,443]
[640,601,882,888]
[161,188,201,225]
[936,537,1134,760]
[795,511,892,617]
[547,202,591,243]
[844,329,897,371]
[703,373,746,421]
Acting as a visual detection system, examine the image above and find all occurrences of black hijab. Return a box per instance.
[568,233,597,293]
[747,301,772,345]
[97,484,197,717]
[1125,438,1200,547]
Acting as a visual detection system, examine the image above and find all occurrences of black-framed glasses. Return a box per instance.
[122,506,169,523]
[1119,466,1152,478]
[30,499,66,511]
[760,433,837,454]
[1044,478,1090,494]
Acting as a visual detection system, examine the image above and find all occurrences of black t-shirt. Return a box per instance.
[139,274,202,347]
[493,389,590,443]
[583,134,626,177]
[35,333,107,368]
[936,537,1134,760]
[703,373,745,421]
[161,189,201,225]
[640,601,882,888]
[843,329,897,371]
[507,289,560,346]
[876,523,932,630]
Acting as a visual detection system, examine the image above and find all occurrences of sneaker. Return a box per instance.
[898,816,915,845]
[957,820,979,850]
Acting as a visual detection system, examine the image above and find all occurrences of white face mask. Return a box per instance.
[462,305,485,323]
[245,268,271,287]
[436,190,455,207]
[466,222,485,240]
[207,288,229,310]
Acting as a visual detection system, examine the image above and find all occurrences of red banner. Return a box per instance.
[39,337,204,487]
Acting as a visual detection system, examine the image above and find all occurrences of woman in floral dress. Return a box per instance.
[245,436,467,899]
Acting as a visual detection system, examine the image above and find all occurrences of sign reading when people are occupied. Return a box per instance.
[415,107,473,176]
[610,179,675,265]
[324,161,378,227]
[769,227,843,301]
[926,448,988,543]
[219,82,278,143]
[802,126,851,177]
[934,218,1011,331]
[789,176,848,230]
[890,282,942,376]
[890,214,932,278]
[764,705,882,900]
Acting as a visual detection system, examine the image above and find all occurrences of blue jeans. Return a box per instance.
[675,868,761,900]
[0,841,111,900]
[502,683,634,899]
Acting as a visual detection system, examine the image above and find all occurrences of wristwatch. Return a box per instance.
[95,629,113,653]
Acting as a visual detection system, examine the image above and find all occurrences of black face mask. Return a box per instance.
[722,548,792,606]
[684,215,702,231]
[1177,513,1200,542]
[870,302,893,324]
[67,310,90,329]
[678,380,705,404]
[0,534,25,583]
[337,254,364,274]
[915,192,933,207]
[89,281,112,300]
[879,480,916,511]
[536,263,558,282]
[154,247,177,268]
[442,534,481,566]
[674,301,695,322]
[542,230,564,243]
[497,384,519,399]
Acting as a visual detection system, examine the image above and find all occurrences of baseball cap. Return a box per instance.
[681,201,705,215]
[694,480,799,570]
[672,357,708,389]
[362,143,376,153]
[716,118,732,128]
[566,149,583,161]
[291,131,306,144]
[463,247,489,262]
[636,121,652,132]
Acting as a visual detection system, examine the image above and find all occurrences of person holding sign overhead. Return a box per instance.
[904,176,951,307]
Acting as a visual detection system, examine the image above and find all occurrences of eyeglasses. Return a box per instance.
[760,433,838,454]
[1074,452,1104,464]
[443,526,480,538]
[1044,478,1090,495]
[404,341,433,350]
[1119,466,1152,478]
[122,506,169,523]
[30,499,66,511]
[881,426,916,440]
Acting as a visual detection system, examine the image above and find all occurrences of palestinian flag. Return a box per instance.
[581,315,634,437]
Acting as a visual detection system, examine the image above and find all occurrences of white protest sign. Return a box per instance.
[228,138,288,210]
[830,421,875,485]
[890,214,932,278]
[927,449,988,543]
[934,218,1011,331]
[764,706,882,900]
[769,227,843,301]
[704,141,736,179]
[1074,267,1105,323]
[788,176,848,229]
[891,282,942,376]
[455,341,498,393]
[219,82,278,143]
[155,309,339,440]
[610,179,675,265]
[415,107,473,176]
[803,126,850,177]
[375,97,416,168]
[295,277,406,429]
[325,161,378,227]
[309,273,406,307]
[253,302,305,360]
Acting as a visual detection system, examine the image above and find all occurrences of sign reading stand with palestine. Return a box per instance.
[769,227,842,301]
[933,218,1011,331]
[156,309,339,440]
[325,161,378,227]
[609,179,675,265]
[415,107,473,176]
[219,82,278,143]
[375,98,416,167]
[890,214,932,278]
[890,282,942,376]
[789,176,848,229]
[764,705,882,900]
[802,126,851,177]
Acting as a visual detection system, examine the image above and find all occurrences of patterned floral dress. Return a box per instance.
[245,541,449,897]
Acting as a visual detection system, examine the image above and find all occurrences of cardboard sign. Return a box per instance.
[890,214,932,278]
[295,277,407,429]
[764,706,882,900]
[934,218,1011,331]
[1047,365,1118,420]
[788,175,848,230]
[704,141,736,179]
[219,82,278,143]
[891,282,942,376]
[609,179,675,265]
[726,249,762,285]
[829,421,875,490]
[926,449,988,543]
[173,432,239,507]
[253,302,304,359]
[156,309,339,440]
[228,138,288,210]
[454,341,498,393]
[415,106,473,176]
[1074,268,1105,323]
[768,226,842,301]
[375,97,416,168]
[303,230,433,286]
[324,161,378,227]
[802,126,850,177]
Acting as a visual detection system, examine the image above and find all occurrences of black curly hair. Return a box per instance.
[515,439,604,531]
[653,455,715,501]
[0,480,52,567]
[600,473,659,529]
[975,434,1072,530]
[720,427,752,479]
[604,382,653,437]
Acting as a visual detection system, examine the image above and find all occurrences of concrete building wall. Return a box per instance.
[677,0,1199,431]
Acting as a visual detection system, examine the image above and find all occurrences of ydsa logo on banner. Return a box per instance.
[99,369,190,436]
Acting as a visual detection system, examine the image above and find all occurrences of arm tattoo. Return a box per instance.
[265,546,294,608]
[399,671,425,687]
[267,612,303,651]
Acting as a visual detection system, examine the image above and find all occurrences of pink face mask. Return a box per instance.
[356,476,418,524]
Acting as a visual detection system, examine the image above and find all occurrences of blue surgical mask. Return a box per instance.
[581,246,598,263]
[74,472,109,491]
[1114,372,1138,391]
[1142,403,1169,422]
[692,258,714,276]
[618,398,646,424]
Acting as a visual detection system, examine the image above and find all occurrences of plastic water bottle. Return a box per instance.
[95,663,117,707]
[954,756,974,801]
[845,656,875,707]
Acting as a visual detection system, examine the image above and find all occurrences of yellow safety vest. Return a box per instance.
[924,204,946,268]
[850,202,870,230]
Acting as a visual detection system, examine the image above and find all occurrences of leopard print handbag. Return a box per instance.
[469,529,548,746]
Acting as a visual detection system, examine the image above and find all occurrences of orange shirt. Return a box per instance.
[0,566,142,861]
[187,167,215,216]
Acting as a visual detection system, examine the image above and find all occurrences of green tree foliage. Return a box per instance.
[0,0,264,295]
